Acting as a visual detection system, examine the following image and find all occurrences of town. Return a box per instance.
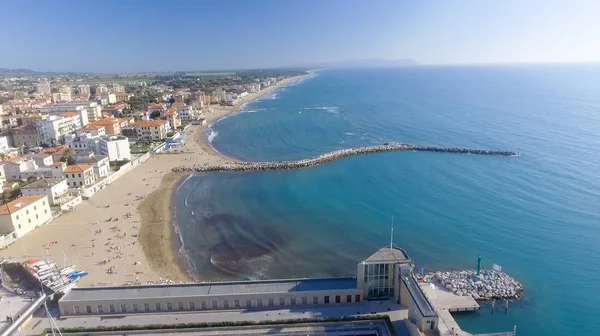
[0,69,304,247]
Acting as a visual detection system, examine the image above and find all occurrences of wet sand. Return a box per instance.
[0,74,309,286]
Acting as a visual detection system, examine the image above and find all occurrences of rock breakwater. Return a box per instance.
[432,269,524,300]
[172,142,518,173]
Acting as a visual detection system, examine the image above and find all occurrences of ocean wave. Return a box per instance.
[302,106,342,115]
[207,127,218,143]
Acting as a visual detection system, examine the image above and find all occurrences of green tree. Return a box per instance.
[150,111,161,119]
[60,147,76,165]
[0,153,8,161]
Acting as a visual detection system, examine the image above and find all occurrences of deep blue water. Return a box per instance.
[174,66,600,336]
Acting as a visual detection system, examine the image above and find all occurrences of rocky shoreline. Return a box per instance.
[172,142,518,173]
[431,269,524,300]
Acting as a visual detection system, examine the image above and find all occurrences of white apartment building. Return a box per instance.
[63,164,96,188]
[41,102,102,123]
[37,80,51,96]
[133,120,170,141]
[65,134,101,153]
[30,153,54,167]
[0,195,52,240]
[21,177,69,206]
[174,105,197,121]
[37,115,78,144]
[99,136,131,161]
[75,155,109,178]
[100,93,116,105]
[0,135,12,153]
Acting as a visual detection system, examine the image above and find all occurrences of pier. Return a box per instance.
[172,142,518,173]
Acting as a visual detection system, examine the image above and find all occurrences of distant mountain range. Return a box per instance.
[0,68,38,74]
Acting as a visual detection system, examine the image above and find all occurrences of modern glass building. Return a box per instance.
[356,246,413,301]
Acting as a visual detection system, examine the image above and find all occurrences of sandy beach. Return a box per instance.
[0,74,309,287]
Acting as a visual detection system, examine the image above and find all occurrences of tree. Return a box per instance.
[14,91,24,101]
[0,153,7,161]
[61,147,76,165]
[27,176,38,184]
[150,111,161,119]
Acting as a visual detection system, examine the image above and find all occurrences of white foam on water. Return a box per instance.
[207,128,219,143]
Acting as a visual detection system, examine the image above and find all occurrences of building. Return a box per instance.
[0,195,52,240]
[77,124,106,138]
[114,92,132,103]
[100,93,116,105]
[133,120,170,141]
[21,177,69,206]
[11,125,39,148]
[75,155,109,178]
[55,86,72,102]
[147,103,165,118]
[37,80,51,96]
[57,246,439,332]
[63,164,96,188]
[40,102,101,123]
[77,84,91,95]
[99,135,131,161]
[42,145,70,163]
[110,84,125,93]
[165,108,181,130]
[56,110,89,128]
[37,115,78,145]
[172,102,197,121]
[30,153,53,167]
[0,135,12,153]
[90,118,121,135]
[2,156,39,180]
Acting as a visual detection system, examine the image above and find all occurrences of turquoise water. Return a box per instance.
[174,66,600,335]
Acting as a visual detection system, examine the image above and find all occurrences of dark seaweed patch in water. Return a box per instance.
[203,213,288,277]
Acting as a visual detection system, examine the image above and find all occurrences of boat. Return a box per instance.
[68,271,88,279]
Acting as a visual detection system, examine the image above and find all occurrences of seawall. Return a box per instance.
[172,142,517,173]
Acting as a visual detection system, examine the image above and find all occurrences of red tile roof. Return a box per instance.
[64,164,93,173]
[0,195,46,215]
[133,120,168,128]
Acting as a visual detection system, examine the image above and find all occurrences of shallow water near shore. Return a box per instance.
[174,66,600,336]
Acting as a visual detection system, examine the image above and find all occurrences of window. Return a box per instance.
[178,302,184,310]
[121,304,127,312]
[78,173,81,177]
[155,303,161,311]
[36,214,39,219]
[80,181,83,186]
[15,215,18,220]
[355,295,361,302]
[223,300,229,308]
[279,298,285,306]
[86,306,92,314]
[324,296,330,304]
[302,297,308,305]
[167,302,173,311]
[211,300,217,309]
[246,299,251,308]
[18,224,21,229]
[290,298,296,305]
[133,304,138,312]
[234,300,240,308]
[109,305,115,313]
[97,305,104,313]
[45,210,47,214]
[144,303,150,312]
[74,306,80,314]
[257,299,263,307]
[313,296,318,304]
[26,210,29,215]
[347,295,352,303]
[201,301,206,309]
[335,295,341,303]
[268,298,274,306]
[34,206,37,210]
[189,301,195,310]
[28,219,31,223]
[72,174,75,178]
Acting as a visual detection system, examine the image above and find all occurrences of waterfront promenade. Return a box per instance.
[173,142,518,173]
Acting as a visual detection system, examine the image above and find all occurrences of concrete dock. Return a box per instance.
[420,283,478,336]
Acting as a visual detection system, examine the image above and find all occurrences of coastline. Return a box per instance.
[0,73,310,287]
[143,73,313,283]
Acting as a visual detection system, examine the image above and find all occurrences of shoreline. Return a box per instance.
[157,74,313,282]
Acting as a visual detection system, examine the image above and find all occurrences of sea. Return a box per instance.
[173,65,600,336]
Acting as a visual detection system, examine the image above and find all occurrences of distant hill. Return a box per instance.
[294,58,419,69]
[0,68,37,74]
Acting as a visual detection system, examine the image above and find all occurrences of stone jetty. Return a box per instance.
[172,142,518,173]
[432,269,524,300]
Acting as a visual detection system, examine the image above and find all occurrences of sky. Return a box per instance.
[1,0,600,72]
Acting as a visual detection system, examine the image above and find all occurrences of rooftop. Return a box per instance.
[64,164,93,173]
[363,247,411,264]
[21,177,66,189]
[60,112,79,117]
[81,124,105,131]
[0,195,46,215]
[134,119,168,127]
[76,155,108,164]
[60,277,358,302]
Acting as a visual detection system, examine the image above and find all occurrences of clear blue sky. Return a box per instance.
[2,0,599,72]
